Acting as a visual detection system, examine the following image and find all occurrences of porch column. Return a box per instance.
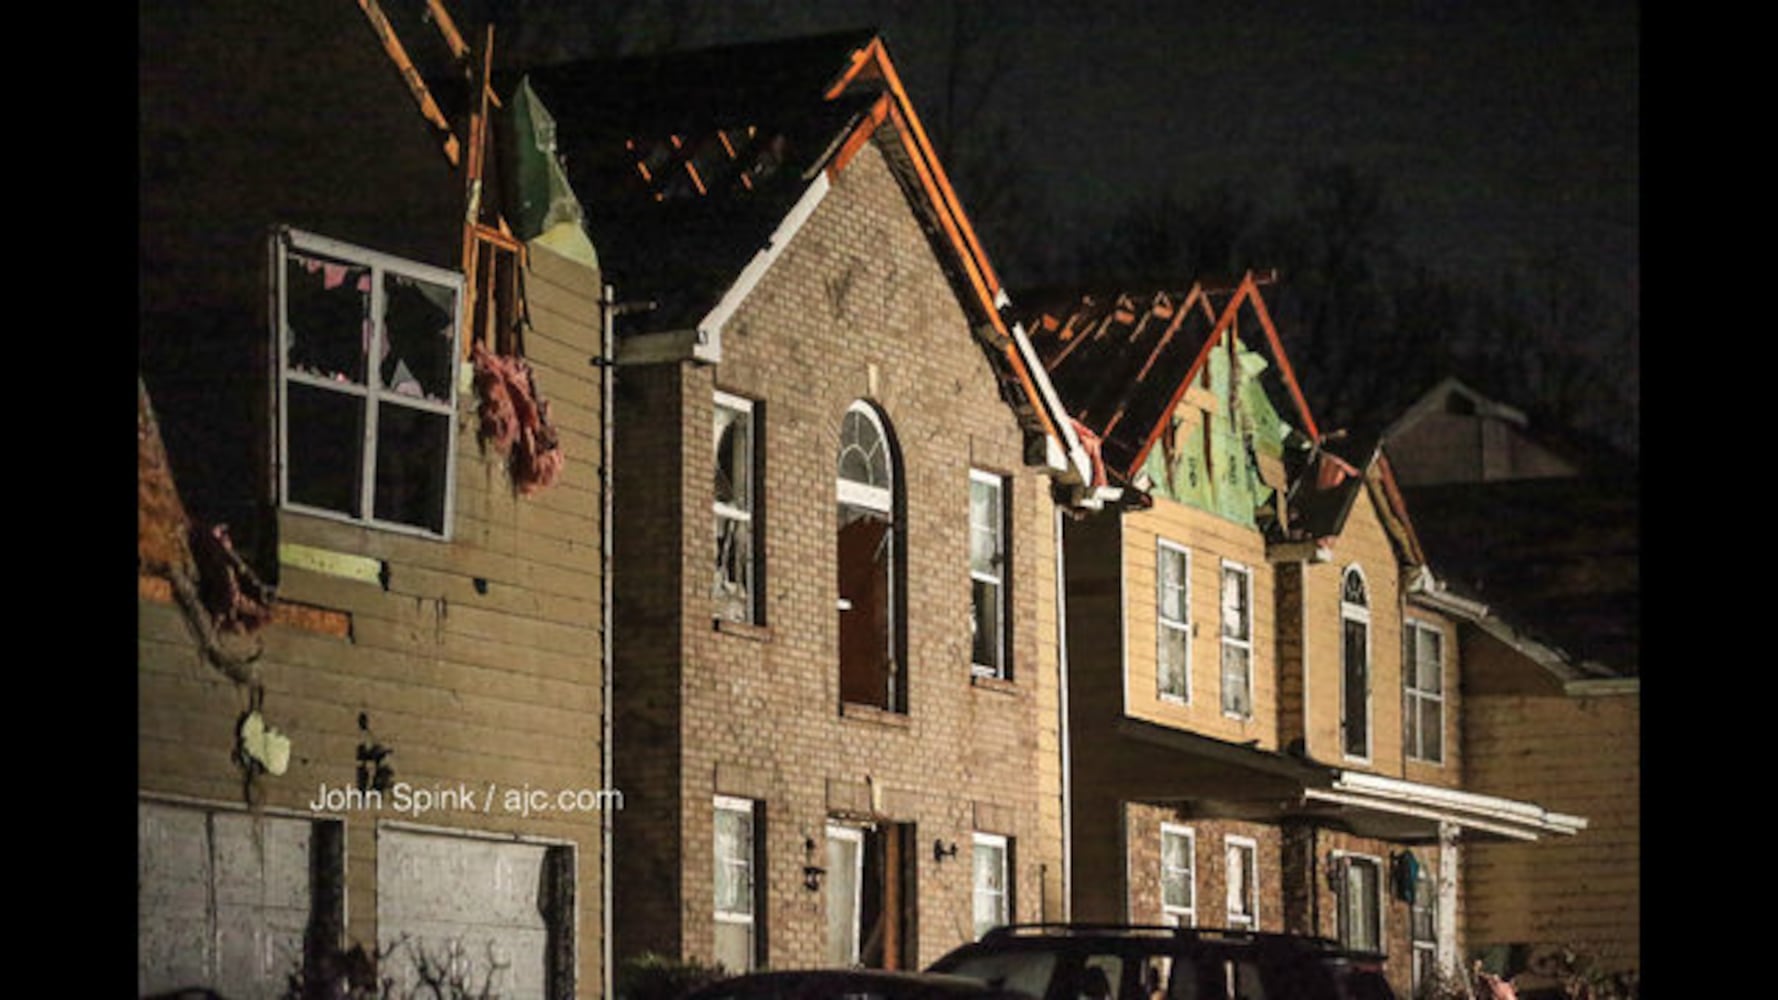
[1437,820,1461,977]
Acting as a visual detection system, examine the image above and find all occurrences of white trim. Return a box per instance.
[1403,617,1446,765]
[1331,850,1385,952]
[1564,677,1640,696]
[695,172,832,363]
[1219,559,1255,720]
[1008,318,1095,484]
[1119,520,1130,718]
[1223,834,1259,930]
[1339,565,1373,763]
[969,469,1009,679]
[1156,539,1192,704]
[1054,505,1073,920]
[1159,822,1196,928]
[1325,771,1587,835]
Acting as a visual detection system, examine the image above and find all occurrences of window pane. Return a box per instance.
[1158,549,1188,622]
[838,408,888,488]
[970,478,1001,576]
[714,405,752,511]
[373,404,451,534]
[1220,567,1249,640]
[714,808,753,915]
[972,578,1002,672]
[715,514,753,622]
[286,382,364,517]
[826,833,860,966]
[713,920,753,975]
[1161,833,1192,910]
[379,273,456,403]
[1159,626,1188,699]
[1421,698,1443,761]
[1221,645,1251,717]
[972,841,1007,938]
[286,254,369,384]
[1418,629,1443,693]
[1343,618,1369,756]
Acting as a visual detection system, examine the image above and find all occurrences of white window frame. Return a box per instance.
[1403,619,1446,764]
[972,832,1010,938]
[1333,851,1384,953]
[1156,540,1192,703]
[1219,560,1254,720]
[275,227,464,540]
[969,470,1009,679]
[1340,566,1373,763]
[713,796,758,972]
[714,390,759,624]
[826,823,866,967]
[1224,835,1259,930]
[1159,823,1196,927]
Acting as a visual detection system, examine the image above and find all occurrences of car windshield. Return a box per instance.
[939,951,1057,998]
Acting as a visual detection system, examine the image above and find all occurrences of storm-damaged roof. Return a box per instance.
[518,31,1087,479]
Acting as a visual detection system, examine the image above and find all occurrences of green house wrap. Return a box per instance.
[508,77,600,270]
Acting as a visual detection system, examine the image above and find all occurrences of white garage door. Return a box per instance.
[138,800,327,999]
[377,829,561,999]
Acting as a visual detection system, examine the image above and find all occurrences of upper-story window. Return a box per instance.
[1404,620,1445,763]
[969,470,1010,679]
[1220,562,1254,719]
[276,228,463,538]
[838,402,903,712]
[1340,566,1372,761]
[1156,541,1191,702]
[714,392,761,623]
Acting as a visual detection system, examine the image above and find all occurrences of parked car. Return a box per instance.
[684,968,1040,1000]
[927,924,1396,1000]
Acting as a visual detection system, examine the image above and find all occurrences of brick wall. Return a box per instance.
[1122,804,1285,932]
[614,135,1056,972]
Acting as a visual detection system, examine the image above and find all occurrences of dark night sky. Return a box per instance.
[503,0,1638,441]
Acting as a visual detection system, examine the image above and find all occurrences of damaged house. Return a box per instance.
[139,3,608,997]
[1017,274,1587,999]
[517,30,1092,975]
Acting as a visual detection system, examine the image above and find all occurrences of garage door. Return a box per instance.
[377,829,567,999]
[138,800,334,999]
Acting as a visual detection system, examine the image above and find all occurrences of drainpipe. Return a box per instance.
[1053,503,1072,920]
[599,282,617,1000]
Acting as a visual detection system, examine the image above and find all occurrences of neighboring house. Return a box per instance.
[1383,381,1640,984]
[139,5,608,998]
[1017,277,1585,999]
[520,31,1093,975]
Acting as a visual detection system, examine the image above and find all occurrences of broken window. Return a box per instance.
[1341,567,1372,760]
[970,471,1008,679]
[714,796,760,973]
[1404,620,1445,763]
[1220,562,1254,719]
[1160,823,1195,927]
[714,392,760,623]
[838,402,902,712]
[1156,541,1191,702]
[1224,836,1258,930]
[277,228,461,537]
[972,832,1010,938]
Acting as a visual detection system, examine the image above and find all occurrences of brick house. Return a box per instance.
[1017,275,1586,998]
[520,31,1093,976]
[139,6,608,997]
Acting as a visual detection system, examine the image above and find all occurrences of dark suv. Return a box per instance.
[928,924,1395,1000]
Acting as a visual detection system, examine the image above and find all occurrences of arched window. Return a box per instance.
[837,402,902,712]
[1340,566,1371,760]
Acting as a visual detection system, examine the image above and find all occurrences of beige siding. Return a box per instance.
[1122,499,1277,749]
[139,242,608,996]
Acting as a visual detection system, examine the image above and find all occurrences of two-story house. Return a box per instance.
[1019,274,1585,998]
[139,6,609,997]
[519,30,1092,976]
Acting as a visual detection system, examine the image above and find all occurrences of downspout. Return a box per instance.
[1053,503,1073,920]
[599,283,617,1000]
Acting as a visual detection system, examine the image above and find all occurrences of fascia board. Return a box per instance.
[692,171,834,364]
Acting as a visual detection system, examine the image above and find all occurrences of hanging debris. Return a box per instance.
[472,342,564,495]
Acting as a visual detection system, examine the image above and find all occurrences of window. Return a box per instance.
[1340,567,1372,760]
[838,402,902,711]
[1404,621,1445,763]
[1160,824,1195,927]
[714,796,760,973]
[1220,562,1253,719]
[1225,836,1258,930]
[714,392,760,623]
[1156,541,1191,702]
[970,471,1009,679]
[1335,854,1383,953]
[276,228,463,538]
[972,833,1011,938]
[139,800,343,1000]
[1410,858,1438,993]
[826,825,864,966]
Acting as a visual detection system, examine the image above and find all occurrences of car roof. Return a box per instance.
[687,968,1025,999]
